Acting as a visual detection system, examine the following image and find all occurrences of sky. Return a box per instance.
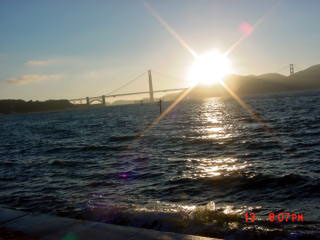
[0,0,319,101]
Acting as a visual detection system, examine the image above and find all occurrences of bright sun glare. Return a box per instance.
[187,50,232,86]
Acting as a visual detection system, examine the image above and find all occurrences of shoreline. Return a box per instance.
[0,208,219,240]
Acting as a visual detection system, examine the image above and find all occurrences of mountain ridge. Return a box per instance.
[163,64,320,100]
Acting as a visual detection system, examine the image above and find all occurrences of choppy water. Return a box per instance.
[1,90,320,239]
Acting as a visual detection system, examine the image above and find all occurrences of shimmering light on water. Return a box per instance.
[183,157,248,178]
[0,91,320,237]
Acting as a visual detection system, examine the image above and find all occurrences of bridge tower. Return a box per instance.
[86,97,90,105]
[148,70,154,102]
[290,64,294,76]
[102,95,106,105]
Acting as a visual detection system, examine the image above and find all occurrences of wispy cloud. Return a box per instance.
[6,74,62,85]
[25,59,57,66]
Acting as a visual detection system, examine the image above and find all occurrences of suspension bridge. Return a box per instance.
[69,64,298,105]
[69,70,188,105]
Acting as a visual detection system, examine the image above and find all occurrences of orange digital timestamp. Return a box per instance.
[244,212,304,223]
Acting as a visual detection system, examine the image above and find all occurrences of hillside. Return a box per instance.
[0,99,74,114]
[163,64,320,100]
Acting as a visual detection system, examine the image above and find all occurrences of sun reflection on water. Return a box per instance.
[202,126,234,140]
[179,99,250,178]
[190,98,239,140]
[182,157,249,179]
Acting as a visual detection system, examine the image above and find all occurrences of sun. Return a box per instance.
[187,50,232,86]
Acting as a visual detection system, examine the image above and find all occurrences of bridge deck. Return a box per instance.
[69,88,188,102]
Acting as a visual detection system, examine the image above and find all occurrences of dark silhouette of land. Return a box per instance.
[0,99,74,114]
[163,64,320,100]
[1,64,320,114]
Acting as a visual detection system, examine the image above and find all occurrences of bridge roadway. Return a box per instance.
[69,87,188,105]
[69,70,189,105]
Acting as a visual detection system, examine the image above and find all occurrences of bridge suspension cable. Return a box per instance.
[105,71,147,96]
[293,64,304,72]
[152,69,186,86]
[275,64,290,74]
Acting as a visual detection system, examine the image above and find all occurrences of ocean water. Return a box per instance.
[1,90,320,239]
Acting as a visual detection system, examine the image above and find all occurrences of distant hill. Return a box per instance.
[0,99,74,114]
[163,64,320,100]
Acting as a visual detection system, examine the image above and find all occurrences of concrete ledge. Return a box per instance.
[0,208,220,240]
[0,208,29,225]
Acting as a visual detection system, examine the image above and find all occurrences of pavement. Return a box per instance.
[0,208,221,240]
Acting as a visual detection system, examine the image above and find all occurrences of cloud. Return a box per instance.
[25,59,57,66]
[6,74,62,85]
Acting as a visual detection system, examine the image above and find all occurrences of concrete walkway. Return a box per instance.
[0,208,221,240]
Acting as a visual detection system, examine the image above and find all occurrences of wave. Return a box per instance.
[109,135,137,142]
[173,137,237,148]
[48,159,81,167]
[87,181,115,188]
[166,173,312,195]
[0,161,15,166]
[84,201,319,240]
[45,145,127,154]
[169,137,280,152]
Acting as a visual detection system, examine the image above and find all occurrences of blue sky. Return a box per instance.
[0,0,319,100]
